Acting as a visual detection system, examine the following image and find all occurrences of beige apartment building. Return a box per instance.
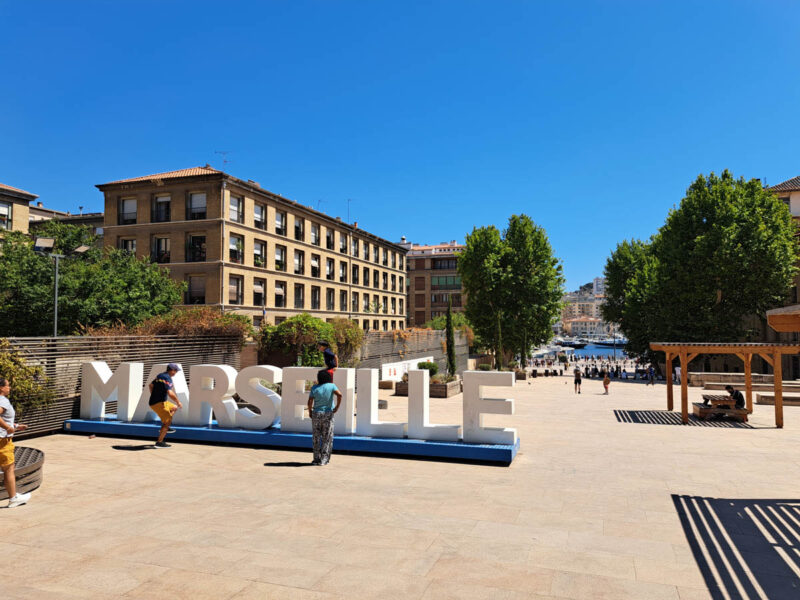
[403,241,465,326]
[97,166,407,329]
[0,182,37,233]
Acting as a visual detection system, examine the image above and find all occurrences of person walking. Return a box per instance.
[573,366,582,394]
[0,377,31,508]
[647,366,656,386]
[603,372,611,395]
[317,341,338,376]
[307,369,342,465]
[148,363,183,448]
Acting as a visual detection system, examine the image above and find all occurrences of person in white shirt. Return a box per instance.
[0,377,31,508]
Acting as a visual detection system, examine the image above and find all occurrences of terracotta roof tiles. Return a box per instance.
[0,182,38,199]
[99,166,222,186]
[770,176,800,193]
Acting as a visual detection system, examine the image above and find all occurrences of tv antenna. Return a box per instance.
[316,198,326,211]
[215,150,232,168]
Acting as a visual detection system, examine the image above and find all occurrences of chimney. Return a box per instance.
[336,216,342,222]
[401,236,407,243]
[37,201,43,207]
[353,221,358,229]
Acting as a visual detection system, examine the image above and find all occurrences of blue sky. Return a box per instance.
[2,0,799,290]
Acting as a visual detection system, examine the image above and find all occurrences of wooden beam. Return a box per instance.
[734,353,746,363]
[743,353,753,413]
[650,343,800,355]
[680,352,689,424]
[758,353,774,368]
[666,352,673,411]
[774,352,784,429]
[686,353,699,364]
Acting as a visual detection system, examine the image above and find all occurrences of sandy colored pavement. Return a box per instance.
[4,375,800,599]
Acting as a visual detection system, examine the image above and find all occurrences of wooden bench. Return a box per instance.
[693,401,748,422]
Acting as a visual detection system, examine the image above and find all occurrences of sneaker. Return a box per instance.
[166,428,176,434]
[8,492,31,508]
[154,441,171,448]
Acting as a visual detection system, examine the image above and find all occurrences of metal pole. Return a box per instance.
[52,254,63,337]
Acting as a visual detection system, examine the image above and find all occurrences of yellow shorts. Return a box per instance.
[151,401,177,424]
[0,438,14,468]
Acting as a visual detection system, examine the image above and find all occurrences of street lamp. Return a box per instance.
[33,237,89,337]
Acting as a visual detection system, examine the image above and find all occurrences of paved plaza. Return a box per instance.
[5,375,800,599]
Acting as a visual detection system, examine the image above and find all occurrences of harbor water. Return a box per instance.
[572,343,628,359]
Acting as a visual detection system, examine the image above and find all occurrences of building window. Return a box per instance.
[275,281,286,307]
[186,235,206,262]
[151,237,170,263]
[391,253,396,268]
[229,276,243,305]
[399,299,404,314]
[373,319,379,330]
[363,267,369,288]
[415,258,425,270]
[382,320,388,331]
[399,255,404,270]
[400,276,404,290]
[364,242,370,260]
[118,238,136,253]
[254,279,266,306]
[275,316,286,324]
[294,283,305,309]
[229,235,244,263]
[0,201,11,230]
[433,258,457,270]
[339,233,347,254]
[186,276,206,304]
[294,250,305,275]
[352,264,359,285]
[373,294,379,311]
[382,248,388,266]
[275,245,287,271]
[340,290,348,312]
[363,320,369,331]
[326,288,335,311]
[382,272,388,290]
[363,295,370,312]
[326,228,334,250]
[352,292,359,312]
[382,296,388,314]
[373,271,379,288]
[431,275,461,290]
[118,198,137,225]
[311,286,321,310]
[326,258,335,280]
[352,238,359,257]
[294,217,304,241]
[391,298,396,314]
[415,294,425,308]
[415,311,425,324]
[187,193,206,220]
[391,320,396,330]
[275,211,287,236]
[311,223,320,245]
[152,195,171,223]
[373,246,379,263]
[229,195,244,223]
[339,262,347,283]
[311,254,320,278]
[391,274,396,291]
[415,276,425,289]
[254,240,266,267]
[254,204,266,230]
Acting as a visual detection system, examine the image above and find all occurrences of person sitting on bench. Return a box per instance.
[704,385,745,408]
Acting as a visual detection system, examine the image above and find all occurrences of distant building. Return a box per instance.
[97,165,407,328]
[0,182,38,233]
[28,201,105,236]
[558,278,617,337]
[401,240,465,327]
[593,277,606,297]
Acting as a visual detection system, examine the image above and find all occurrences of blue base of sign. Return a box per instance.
[63,418,519,464]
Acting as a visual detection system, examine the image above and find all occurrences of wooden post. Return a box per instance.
[743,353,753,413]
[680,352,689,424]
[774,351,783,429]
[666,352,674,411]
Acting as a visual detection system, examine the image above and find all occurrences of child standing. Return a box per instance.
[603,372,611,395]
[307,369,342,466]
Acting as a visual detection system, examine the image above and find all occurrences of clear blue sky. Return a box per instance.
[2,1,799,290]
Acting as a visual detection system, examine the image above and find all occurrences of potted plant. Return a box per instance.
[394,361,461,397]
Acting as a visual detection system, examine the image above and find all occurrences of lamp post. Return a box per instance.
[34,237,90,337]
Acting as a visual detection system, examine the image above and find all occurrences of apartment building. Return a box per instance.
[402,240,465,326]
[97,166,407,329]
[0,182,37,233]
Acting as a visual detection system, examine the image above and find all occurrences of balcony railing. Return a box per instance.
[186,249,206,262]
[118,212,137,225]
[150,251,171,264]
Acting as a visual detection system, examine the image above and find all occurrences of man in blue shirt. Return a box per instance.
[306,369,342,465]
[317,341,338,374]
[148,363,183,448]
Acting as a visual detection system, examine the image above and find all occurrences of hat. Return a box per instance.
[167,363,181,372]
[317,340,330,347]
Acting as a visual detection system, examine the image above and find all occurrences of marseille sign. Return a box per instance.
[65,363,519,463]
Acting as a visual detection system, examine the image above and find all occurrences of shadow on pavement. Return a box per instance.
[111,444,156,451]
[264,461,315,467]
[614,410,753,428]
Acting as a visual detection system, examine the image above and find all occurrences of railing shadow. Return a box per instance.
[614,410,753,428]
[673,495,800,599]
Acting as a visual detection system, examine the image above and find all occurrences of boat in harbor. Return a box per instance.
[558,337,587,349]
[593,336,628,347]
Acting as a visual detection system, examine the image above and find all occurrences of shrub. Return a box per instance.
[431,373,458,384]
[0,339,54,418]
[259,313,334,366]
[477,364,492,371]
[417,361,438,376]
[329,318,365,366]
[508,360,519,369]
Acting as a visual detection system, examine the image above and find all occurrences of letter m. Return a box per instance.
[81,362,143,420]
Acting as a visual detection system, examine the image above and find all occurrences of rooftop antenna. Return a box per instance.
[78,206,84,215]
[316,198,326,211]
[215,150,232,169]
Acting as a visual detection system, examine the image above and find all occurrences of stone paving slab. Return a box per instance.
[6,375,800,598]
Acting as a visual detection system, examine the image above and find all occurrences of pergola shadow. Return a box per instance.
[673,495,800,599]
[614,410,753,428]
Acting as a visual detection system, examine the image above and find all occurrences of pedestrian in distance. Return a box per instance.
[603,372,611,395]
[573,366,582,394]
[317,340,338,377]
[307,369,343,466]
[647,366,656,386]
[0,377,31,508]
[148,363,183,448]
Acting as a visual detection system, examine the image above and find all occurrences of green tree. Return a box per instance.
[603,171,799,357]
[0,224,183,336]
[459,215,564,368]
[445,296,457,376]
[258,313,335,366]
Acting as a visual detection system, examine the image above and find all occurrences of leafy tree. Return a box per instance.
[0,339,54,417]
[445,296,457,376]
[329,317,365,366]
[0,224,183,336]
[258,313,335,366]
[603,171,799,358]
[459,215,564,368]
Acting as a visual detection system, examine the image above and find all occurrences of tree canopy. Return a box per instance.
[0,222,184,336]
[458,214,564,367]
[602,171,799,358]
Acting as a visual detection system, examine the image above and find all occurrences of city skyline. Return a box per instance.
[2,1,800,290]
